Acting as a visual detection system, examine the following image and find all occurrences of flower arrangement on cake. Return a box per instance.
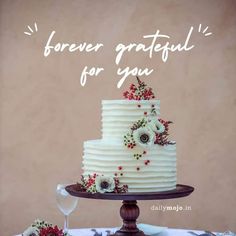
[123,77,155,100]
[122,77,175,174]
[123,77,174,146]
[74,174,128,194]
[123,77,175,175]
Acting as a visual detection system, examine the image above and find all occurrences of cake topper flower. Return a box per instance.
[124,114,174,149]
[132,127,155,148]
[148,116,165,134]
[123,77,155,100]
[95,176,115,193]
[154,118,174,146]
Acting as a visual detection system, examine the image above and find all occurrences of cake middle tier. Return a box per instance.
[82,139,176,192]
[102,100,160,140]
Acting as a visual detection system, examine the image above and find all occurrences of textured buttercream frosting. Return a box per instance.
[82,99,177,192]
[102,100,160,140]
[82,139,176,192]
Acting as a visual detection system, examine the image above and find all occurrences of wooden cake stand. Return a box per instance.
[66,184,194,236]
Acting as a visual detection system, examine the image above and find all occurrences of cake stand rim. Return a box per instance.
[65,184,194,200]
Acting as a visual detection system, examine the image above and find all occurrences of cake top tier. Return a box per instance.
[102,77,174,147]
[102,99,160,141]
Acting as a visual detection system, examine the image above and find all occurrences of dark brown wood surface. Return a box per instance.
[65,184,194,200]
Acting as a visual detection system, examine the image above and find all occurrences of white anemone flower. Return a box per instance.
[148,117,165,134]
[23,226,39,236]
[132,127,155,148]
[95,176,115,193]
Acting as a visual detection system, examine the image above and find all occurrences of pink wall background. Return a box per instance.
[0,0,236,235]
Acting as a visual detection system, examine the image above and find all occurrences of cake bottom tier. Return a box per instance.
[82,139,177,192]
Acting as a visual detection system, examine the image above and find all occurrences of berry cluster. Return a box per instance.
[144,160,150,165]
[86,174,96,188]
[124,133,136,149]
[81,174,97,193]
[117,166,124,176]
[39,226,64,236]
[115,172,123,176]
[155,119,174,145]
[123,77,155,100]
[113,178,128,193]
[130,118,147,131]
[118,166,123,170]
[134,153,142,160]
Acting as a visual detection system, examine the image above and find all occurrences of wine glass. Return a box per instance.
[56,184,78,233]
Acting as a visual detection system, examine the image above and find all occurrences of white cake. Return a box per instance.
[82,99,177,192]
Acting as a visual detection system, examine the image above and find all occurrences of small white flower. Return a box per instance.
[23,226,39,236]
[95,176,115,193]
[148,117,165,134]
[133,127,155,148]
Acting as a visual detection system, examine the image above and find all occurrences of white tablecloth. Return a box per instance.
[66,227,217,236]
[18,227,223,236]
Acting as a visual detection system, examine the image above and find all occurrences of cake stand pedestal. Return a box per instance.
[66,184,194,236]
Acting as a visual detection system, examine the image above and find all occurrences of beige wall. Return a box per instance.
[0,0,236,235]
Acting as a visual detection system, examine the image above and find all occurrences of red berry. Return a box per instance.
[144,112,147,115]
[143,151,146,154]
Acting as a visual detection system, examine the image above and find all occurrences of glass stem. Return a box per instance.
[64,214,69,233]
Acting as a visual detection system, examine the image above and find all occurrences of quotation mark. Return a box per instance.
[198,24,212,37]
[24,22,38,36]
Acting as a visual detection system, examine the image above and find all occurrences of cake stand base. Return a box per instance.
[65,184,194,236]
[111,200,145,236]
